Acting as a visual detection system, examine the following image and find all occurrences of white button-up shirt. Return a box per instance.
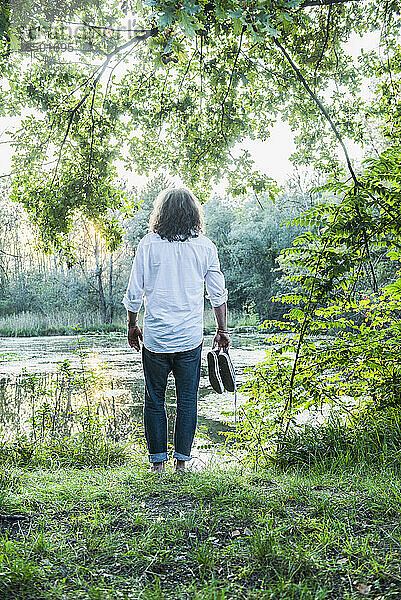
[122,232,228,353]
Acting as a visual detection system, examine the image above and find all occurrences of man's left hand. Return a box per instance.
[212,331,230,351]
[128,325,143,351]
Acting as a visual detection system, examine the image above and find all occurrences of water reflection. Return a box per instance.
[0,333,267,462]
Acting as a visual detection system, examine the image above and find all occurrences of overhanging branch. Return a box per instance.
[273,37,379,294]
[300,0,365,6]
[49,27,159,187]
[274,37,358,185]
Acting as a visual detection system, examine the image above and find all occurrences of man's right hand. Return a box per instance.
[128,324,143,351]
[212,331,230,351]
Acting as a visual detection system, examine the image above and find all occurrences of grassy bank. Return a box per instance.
[0,311,124,337]
[0,308,261,337]
[0,447,400,599]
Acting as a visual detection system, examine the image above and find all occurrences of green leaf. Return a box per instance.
[9,31,20,50]
[178,12,197,38]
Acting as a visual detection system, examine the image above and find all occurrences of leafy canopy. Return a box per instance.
[0,0,395,250]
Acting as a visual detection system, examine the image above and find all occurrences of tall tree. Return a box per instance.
[0,0,398,252]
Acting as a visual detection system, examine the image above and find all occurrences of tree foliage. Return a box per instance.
[204,194,304,316]
[227,28,401,460]
[3,0,401,464]
[1,0,398,250]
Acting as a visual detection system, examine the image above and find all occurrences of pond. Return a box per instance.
[0,333,268,468]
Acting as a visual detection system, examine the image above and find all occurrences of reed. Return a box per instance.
[0,308,262,337]
[0,310,125,337]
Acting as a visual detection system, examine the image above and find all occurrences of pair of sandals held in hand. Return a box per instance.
[207,349,236,394]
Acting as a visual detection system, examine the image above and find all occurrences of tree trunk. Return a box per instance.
[107,252,114,324]
[94,235,107,324]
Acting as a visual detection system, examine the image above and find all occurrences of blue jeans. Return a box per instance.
[142,343,202,463]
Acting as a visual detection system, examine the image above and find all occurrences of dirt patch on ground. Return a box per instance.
[0,513,32,539]
[139,492,200,518]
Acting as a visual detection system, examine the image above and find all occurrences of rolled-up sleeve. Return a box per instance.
[205,243,228,307]
[122,241,145,312]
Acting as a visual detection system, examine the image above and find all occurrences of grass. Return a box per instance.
[0,433,133,469]
[0,308,262,337]
[0,452,400,599]
[0,310,125,337]
[1,309,399,597]
[274,408,401,472]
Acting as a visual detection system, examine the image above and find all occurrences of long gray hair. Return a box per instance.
[149,187,205,242]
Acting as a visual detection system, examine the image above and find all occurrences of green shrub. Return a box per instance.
[222,293,401,469]
[274,408,401,470]
[0,433,130,468]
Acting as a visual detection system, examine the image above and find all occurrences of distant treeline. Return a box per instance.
[1,174,396,331]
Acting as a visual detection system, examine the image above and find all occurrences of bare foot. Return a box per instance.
[174,459,186,473]
[151,461,165,473]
